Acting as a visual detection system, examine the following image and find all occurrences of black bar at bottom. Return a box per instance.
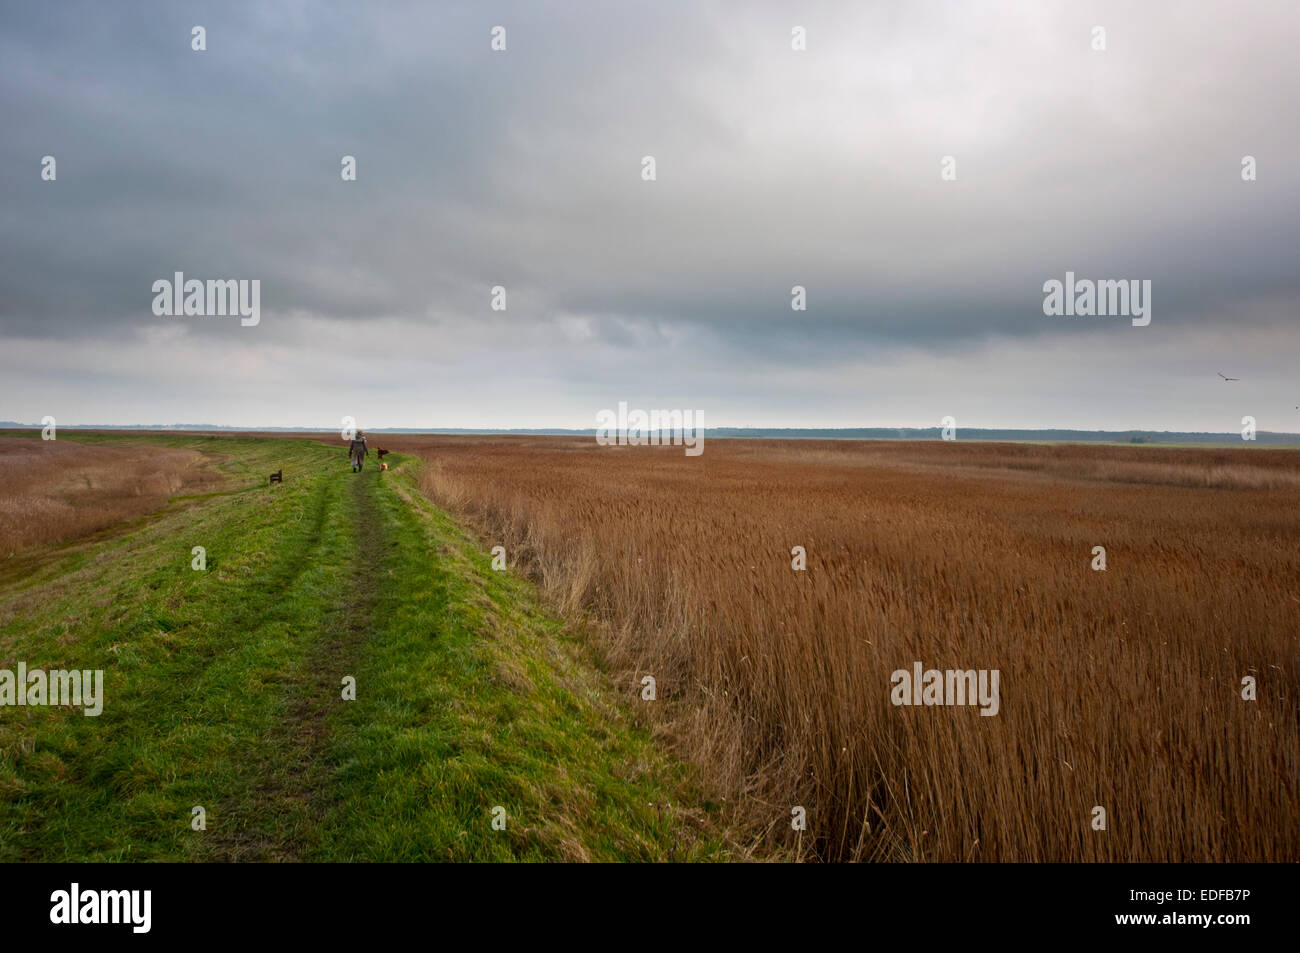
[0,862,1281,942]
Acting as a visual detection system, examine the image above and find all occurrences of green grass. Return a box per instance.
[0,433,725,861]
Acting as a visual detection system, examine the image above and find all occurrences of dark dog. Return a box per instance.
[269,470,283,485]
[376,448,390,460]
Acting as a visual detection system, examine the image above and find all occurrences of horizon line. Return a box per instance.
[4,422,1298,439]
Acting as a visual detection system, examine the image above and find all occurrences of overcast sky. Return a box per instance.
[2,0,1297,430]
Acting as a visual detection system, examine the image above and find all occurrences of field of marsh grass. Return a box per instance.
[0,432,228,557]
[395,434,1300,862]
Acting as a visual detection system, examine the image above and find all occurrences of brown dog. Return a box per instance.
[380,461,388,471]
[376,448,389,460]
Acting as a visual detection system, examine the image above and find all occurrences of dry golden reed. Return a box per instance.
[401,435,1296,861]
[0,436,219,555]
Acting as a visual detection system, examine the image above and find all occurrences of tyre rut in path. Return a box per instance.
[207,469,386,861]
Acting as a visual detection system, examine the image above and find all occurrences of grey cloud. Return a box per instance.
[1,0,1297,427]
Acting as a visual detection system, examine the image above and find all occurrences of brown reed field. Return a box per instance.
[0,434,223,557]
[391,434,1300,862]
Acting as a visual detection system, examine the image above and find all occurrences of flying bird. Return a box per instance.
[1217,373,1239,381]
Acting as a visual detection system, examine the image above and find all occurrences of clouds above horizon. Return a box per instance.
[2,0,1297,429]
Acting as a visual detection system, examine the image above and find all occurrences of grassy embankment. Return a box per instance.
[0,432,723,861]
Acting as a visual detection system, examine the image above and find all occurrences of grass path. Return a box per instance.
[204,460,384,861]
[0,434,725,861]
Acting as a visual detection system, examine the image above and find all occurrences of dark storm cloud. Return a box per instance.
[1,0,1297,428]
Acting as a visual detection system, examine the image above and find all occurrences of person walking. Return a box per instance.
[348,431,369,472]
